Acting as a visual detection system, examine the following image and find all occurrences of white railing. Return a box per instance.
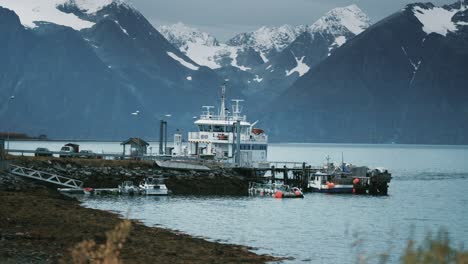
[8,164,83,189]
[198,114,247,122]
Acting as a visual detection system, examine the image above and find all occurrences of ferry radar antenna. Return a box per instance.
[202,106,214,117]
[231,99,244,119]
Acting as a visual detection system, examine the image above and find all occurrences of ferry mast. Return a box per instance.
[219,84,227,119]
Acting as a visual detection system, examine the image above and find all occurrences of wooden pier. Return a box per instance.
[239,161,392,195]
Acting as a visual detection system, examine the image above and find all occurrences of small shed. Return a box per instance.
[121,138,149,157]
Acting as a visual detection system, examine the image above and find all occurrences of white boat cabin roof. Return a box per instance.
[194,119,251,126]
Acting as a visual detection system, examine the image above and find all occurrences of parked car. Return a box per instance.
[59,143,79,158]
[34,147,52,157]
[79,150,94,159]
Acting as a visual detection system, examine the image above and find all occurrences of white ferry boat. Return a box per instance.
[186,85,268,167]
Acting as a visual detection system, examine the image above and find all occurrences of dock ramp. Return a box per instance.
[8,164,83,189]
[155,160,210,171]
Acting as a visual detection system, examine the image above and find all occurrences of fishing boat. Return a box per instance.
[139,177,169,196]
[182,84,268,168]
[308,171,355,193]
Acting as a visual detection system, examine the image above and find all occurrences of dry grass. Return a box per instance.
[353,229,468,264]
[69,220,132,264]
[401,230,468,264]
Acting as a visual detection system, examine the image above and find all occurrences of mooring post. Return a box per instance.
[271,165,275,183]
[302,162,306,189]
[283,165,288,185]
[235,120,241,166]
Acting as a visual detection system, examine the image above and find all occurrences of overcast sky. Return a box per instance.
[129,0,451,40]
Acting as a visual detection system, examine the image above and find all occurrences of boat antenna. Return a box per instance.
[202,106,214,117]
[219,83,227,118]
[231,99,244,120]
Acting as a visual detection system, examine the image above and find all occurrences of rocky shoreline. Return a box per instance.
[0,170,278,263]
[8,156,258,195]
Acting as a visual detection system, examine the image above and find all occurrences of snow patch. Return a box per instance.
[0,0,95,30]
[167,52,199,71]
[71,0,115,14]
[259,52,269,63]
[285,56,310,77]
[253,75,263,82]
[114,20,128,35]
[229,50,251,71]
[401,46,423,84]
[334,36,346,47]
[413,6,457,36]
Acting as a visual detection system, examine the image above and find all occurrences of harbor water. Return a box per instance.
[9,141,468,263]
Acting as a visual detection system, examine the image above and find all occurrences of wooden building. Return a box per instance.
[121,138,149,157]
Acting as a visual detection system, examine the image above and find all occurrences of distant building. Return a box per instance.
[121,138,149,157]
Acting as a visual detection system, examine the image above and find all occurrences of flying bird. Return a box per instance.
[165,114,172,117]
[131,110,140,116]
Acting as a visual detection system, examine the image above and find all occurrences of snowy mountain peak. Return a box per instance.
[309,4,371,36]
[158,22,219,48]
[0,0,93,30]
[65,0,129,14]
[0,0,131,30]
[226,24,307,53]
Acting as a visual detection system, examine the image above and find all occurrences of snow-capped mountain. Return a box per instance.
[158,5,371,102]
[158,23,262,71]
[264,1,468,144]
[308,4,370,36]
[246,5,371,101]
[226,25,307,61]
[0,0,223,139]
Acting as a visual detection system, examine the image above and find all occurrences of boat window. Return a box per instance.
[213,125,224,132]
[198,125,212,132]
[225,126,233,133]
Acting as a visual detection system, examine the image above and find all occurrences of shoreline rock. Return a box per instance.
[8,156,258,195]
[0,169,279,263]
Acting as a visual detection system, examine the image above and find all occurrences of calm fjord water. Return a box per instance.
[11,142,468,263]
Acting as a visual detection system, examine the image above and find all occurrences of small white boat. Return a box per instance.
[139,177,169,196]
[118,181,139,195]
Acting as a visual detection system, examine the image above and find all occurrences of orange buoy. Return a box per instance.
[274,191,283,198]
[353,178,360,185]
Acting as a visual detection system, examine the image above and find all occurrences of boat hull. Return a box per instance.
[309,186,354,194]
[142,189,168,196]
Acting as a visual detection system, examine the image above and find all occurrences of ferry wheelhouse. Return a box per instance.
[187,86,268,167]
